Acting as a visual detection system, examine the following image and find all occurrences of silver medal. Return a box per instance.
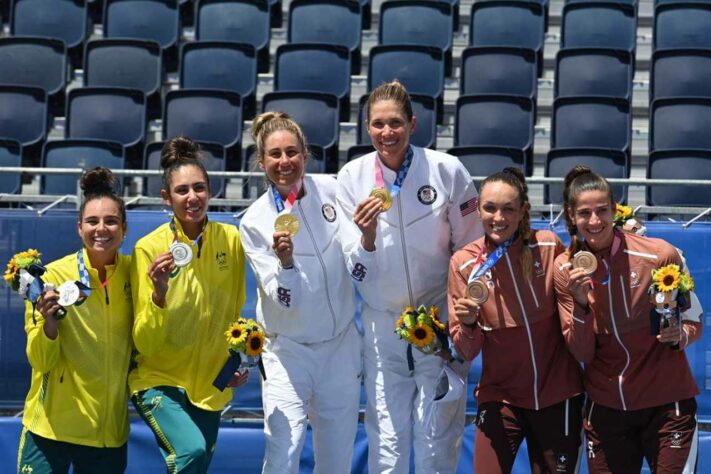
[170,242,193,267]
[57,281,81,306]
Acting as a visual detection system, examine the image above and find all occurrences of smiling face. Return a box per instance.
[367,99,416,168]
[569,190,615,252]
[259,129,307,196]
[478,181,526,245]
[78,197,126,261]
[162,164,210,233]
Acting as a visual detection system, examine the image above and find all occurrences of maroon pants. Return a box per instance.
[584,398,698,474]
[474,395,584,474]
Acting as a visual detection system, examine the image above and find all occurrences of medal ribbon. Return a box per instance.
[271,179,303,214]
[170,217,207,247]
[374,146,414,199]
[586,231,622,287]
[75,250,115,304]
[467,234,517,286]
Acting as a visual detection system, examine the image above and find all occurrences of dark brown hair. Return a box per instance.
[79,167,126,223]
[160,136,210,193]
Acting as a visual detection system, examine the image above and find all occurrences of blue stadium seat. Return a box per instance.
[180,41,258,120]
[469,1,545,76]
[0,139,22,195]
[545,148,629,204]
[460,46,537,98]
[196,0,271,73]
[288,0,363,74]
[275,43,352,122]
[303,144,327,174]
[103,0,180,70]
[555,48,633,100]
[84,38,163,120]
[0,85,48,167]
[561,2,637,54]
[650,97,711,152]
[356,93,437,149]
[651,49,711,101]
[144,140,227,199]
[647,149,711,207]
[0,37,67,117]
[379,0,454,76]
[454,94,535,175]
[551,96,632,156]
[163,89,243,172]
[447,145,527,179]
[261,91,340,172]
[654,3,711,50]
[10,0,88,66]
[368,44,445,123]
[65,86,147,169]
[41,139,124,195]
[347,144,375,162]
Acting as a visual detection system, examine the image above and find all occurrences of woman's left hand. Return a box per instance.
[658,322,683,346]
[227,369,250,388]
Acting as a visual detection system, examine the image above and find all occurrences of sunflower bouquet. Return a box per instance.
[214,317,267,391]
[395,305,448,355]
[4,249,43,293]
[648,263,695,343]
[614,203,646,236]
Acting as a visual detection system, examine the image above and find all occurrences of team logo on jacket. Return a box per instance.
[671,431,683,448]
[322,203,337,222]
[123,281,132,301]
[417,185,437,205]
[629,270,640,288]
[216,251,229,271]
[351,263,367,282]
[556,453,568,472]
[277,287,291,307]
[534,260,545,278]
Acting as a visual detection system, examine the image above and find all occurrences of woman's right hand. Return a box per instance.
[37,289,61,339]
[354,196,382,252]
[453,297,481,326]
[566,267,593,308]
[148,251,174,308]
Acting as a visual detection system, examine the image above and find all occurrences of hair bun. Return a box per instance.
[80,167,118,197]
[160,136,201,170]
[251,111,291,142]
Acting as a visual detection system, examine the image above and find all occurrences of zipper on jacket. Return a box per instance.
[104,287,110,305]
[527,280,540,309]
[299,201,337,337]
[619,274,631,318]
[99,287,111,447]
[396,193,415,305]
[608,272,630,410]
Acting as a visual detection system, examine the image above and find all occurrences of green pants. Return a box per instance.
[132,386,221,474]
[16,428,127,474]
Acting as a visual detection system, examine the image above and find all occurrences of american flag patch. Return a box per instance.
[459,196,478,217]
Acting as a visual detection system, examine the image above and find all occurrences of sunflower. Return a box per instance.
[408,323,435,348]
[680,271,695,293]
[614,203,634,226]
[430,306,446,332]
[4,249,42,291]
[245,331,265,357]
[395,314,405,329]
[653,264,681,292]
[225,321,248,348]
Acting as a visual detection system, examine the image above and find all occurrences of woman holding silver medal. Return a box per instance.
[130,137,249,473]
[239,112,362,473]
[447,168,583,473]
[554,166,702,473]
[16,167,133,473]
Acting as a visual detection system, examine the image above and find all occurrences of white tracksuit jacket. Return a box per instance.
[336,146,484,474]
[240,174,362,474]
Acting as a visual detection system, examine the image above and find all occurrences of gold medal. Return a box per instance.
[572,251,597,275]
[369,187,393,211]
[274,214,300,237]
[466,280,489,304]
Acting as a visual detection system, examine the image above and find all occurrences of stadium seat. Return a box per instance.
[65,86,147,169]
[650,49,711,101]
[84,38,163,120]
[650,97,711,152]
[103,0,180,70]
[379,0,454,76]
[469,1,545,76]
[647,149,711,207]
[561,2,637,54]
[460,46,537,99]
[545,148,629,204]
[288,0,363,74]
[261,91,340,172]
[551,96,632,156]
[654,3,711,50]
[41,139,124,195]
[0,139,22,195]
[347,144,375,162]
[144,140,227,199]
[368,44,445,123]
[0,85,48,167]
[180,41,258,120]
[196,0,271,73]
[447,146,527,179]
[163,89,243,172]
[274,43,351,122]
[356,94,437,149]
[454,94,535,175]
[555,48,633,100]
[0,37,67,117]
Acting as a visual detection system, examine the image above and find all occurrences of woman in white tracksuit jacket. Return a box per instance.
[239,112,362,474]
[336,81,484,473]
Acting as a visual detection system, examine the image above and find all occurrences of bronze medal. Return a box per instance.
[572,251,597,275]
[274,214,300,237]
[369,187,393,211]
[466,280,489,304]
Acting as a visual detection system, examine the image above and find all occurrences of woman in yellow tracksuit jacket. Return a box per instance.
[130,137,248,474]
[17,167,133,474]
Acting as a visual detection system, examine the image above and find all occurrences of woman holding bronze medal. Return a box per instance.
[447,168,584,473]
[336,80,483,473]
[17,167,133,473]
[239,112,362,473]
[130,137,249,473]
[554,165,702,472]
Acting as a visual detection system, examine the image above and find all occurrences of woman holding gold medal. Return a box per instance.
[130,137,249,473]
[336,81,483,473]
[447,168,584,473]
[239,112,362,473]
[554,166,702,473]
[16,167,133,473]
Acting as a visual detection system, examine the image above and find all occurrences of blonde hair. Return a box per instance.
[251,111,309,161]
[366,80,413,123]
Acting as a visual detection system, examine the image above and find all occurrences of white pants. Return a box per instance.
[261,322,363,474]
[362,305,469,474]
